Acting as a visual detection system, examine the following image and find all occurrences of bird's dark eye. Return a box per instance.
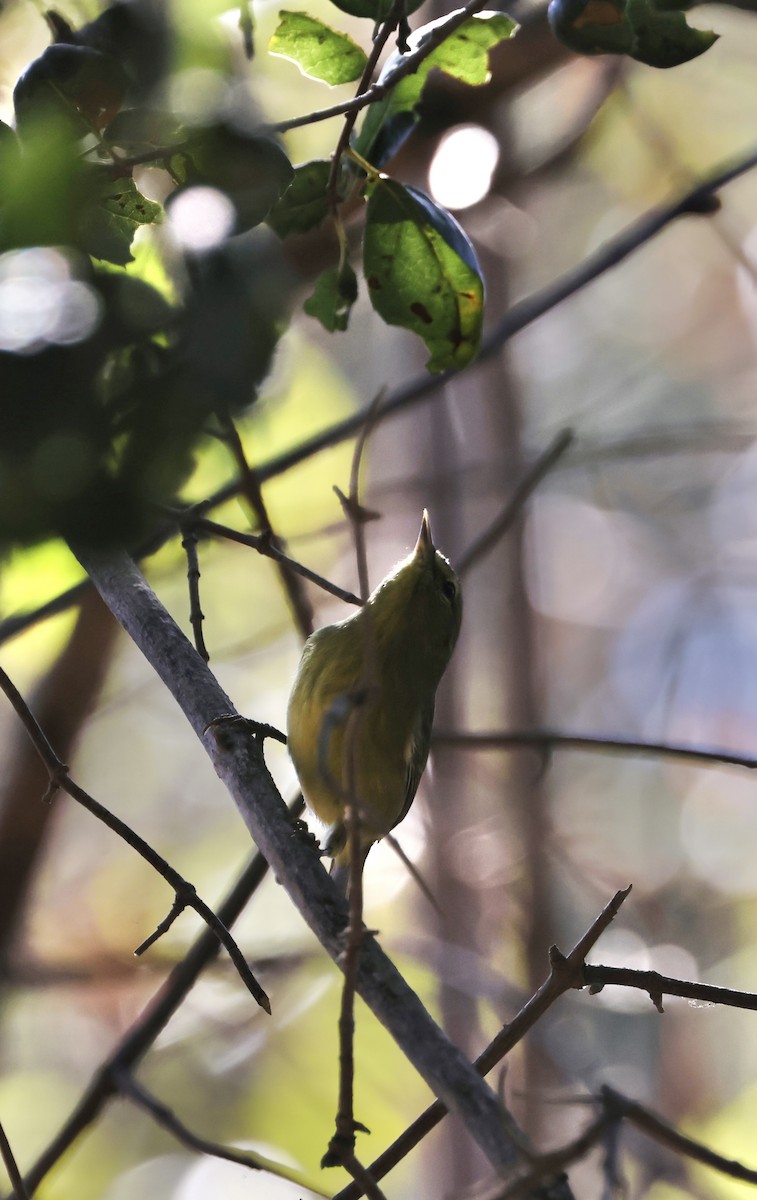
[441,579,457,603]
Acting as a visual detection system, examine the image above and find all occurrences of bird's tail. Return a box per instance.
[329,844,369,896]
[329,858,350,895]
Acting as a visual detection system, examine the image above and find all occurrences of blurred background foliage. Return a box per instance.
[1,0,757,1197]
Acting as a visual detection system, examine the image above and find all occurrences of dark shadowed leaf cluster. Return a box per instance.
[0,3,294,549]
[547,0,717,66]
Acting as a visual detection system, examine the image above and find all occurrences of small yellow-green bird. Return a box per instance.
[287,512,462,886]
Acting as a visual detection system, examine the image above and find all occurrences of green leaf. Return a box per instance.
[355,11,518,166]
[267,160,331,237]
[269,11,367,85]
[13,44,128,140]
[328,0,423,19]
[181,123,294,232]
[547,0,717,65]
[363,179,483,372]
[82,175,163,265]
[304,262,358,331]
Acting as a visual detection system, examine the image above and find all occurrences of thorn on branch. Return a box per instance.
[322,1122,371,1169]
[333,486,381,527]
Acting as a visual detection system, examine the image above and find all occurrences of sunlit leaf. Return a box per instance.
[363,179,483,371]
[355,11,518,166]
[269,11,367,85]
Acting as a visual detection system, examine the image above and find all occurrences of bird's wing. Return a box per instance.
[395,701,435,830]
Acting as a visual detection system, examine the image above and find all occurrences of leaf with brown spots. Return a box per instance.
[363,178,483,372]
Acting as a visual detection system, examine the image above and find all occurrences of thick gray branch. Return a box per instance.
[72,545,526,1177]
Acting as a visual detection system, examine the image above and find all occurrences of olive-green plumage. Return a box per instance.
[287,512,462,879]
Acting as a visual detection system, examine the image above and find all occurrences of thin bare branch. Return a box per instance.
[432,728,757,773]
[334,887,631,1200]
[193,516,362,607]
[115,1069,325,1192]
[602,1085,757,1185]
[327,1,406,207]
[216,412,315,638]
[0,664,270,1014]
[0,1117,29,1200]
[583,964,757,1014]
[181,524,209,662]
[457,430,574,577]
[19,843,278,1197]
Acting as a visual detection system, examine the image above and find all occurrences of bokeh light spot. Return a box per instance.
[428,124,499,211]
[0,248,101,352]
[168,186,236,251]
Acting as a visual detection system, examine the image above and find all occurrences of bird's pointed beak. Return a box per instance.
[414,510,434,561]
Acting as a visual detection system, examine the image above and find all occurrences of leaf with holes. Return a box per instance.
[82,174,163,265]
[269,11,367,85]
[363,179,483,372]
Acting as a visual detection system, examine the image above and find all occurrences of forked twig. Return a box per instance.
[0,664,270,1014]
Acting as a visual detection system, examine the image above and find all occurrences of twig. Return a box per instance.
[327,1,406,208]
[322,708,369,1173]
[583,964,757,1014]
[488,1110,617,1199]
[385,833,441,914]
[114,1069,325,1192]
[271,0,492,135]
[191,516,362,606]
[431,728,757,773]
[333,887,631,1200]
[483,1078,757,1199]
[340,1155,389,1200]
[215,411,315,638]
[19,841,280,1197]
[323,396,385,1171]
[602,1085,757,1185]
[0,1117,29,1200]
[0,663,270,1014]
[181,524,209,662]
[457,429,574,576]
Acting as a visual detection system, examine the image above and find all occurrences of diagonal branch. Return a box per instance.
[0,1117,29,1200]
[69,541,562,1187]
[19,846,275,1196]
[334,886,631,1200]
